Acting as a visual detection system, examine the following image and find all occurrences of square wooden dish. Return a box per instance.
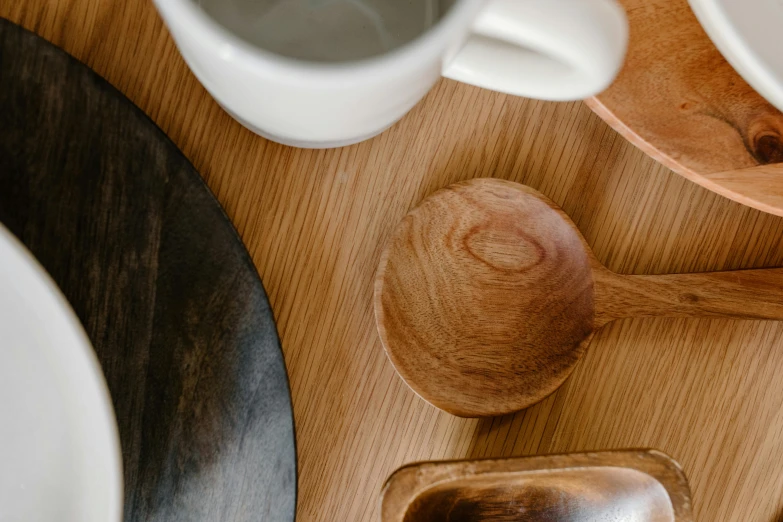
[381,450,693,522]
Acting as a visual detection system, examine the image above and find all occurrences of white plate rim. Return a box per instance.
[0,224,123,522]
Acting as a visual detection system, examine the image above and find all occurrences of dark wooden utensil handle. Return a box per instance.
[595,267,783,325]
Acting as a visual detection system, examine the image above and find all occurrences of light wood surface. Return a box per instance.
[375,178,783,417]
[588,0,783,217]
[5,2,783,521]
[381,450,693,522]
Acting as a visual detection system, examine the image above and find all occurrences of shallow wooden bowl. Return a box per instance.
[381,450,693,522]
[587,0,783,216]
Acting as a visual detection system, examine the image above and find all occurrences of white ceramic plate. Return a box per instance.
[689,0,783,112]
[0,224,122,522]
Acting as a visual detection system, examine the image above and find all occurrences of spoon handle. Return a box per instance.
[594,267,783,325]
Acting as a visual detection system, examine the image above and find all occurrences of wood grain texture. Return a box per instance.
[374,179,595,417]
[0,19,295,522]
[595,266,783,325]
[381,450,693,522]
[375,178,783,416]
[587,0,783,216]
[5,1,783,520]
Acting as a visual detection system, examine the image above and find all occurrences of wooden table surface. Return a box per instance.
[5,2,783,521]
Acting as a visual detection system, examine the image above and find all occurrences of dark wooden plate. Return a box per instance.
[0,18,296,522]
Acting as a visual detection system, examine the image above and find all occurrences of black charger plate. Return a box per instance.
[0,18,296,522]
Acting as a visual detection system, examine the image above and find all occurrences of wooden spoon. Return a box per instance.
[374,178,783,417]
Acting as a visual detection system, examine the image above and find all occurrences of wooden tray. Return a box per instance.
[381,450,694,522]
[0,19,296,522]
[588,0,783,216]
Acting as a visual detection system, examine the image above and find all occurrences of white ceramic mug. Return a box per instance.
[153,0,628,148]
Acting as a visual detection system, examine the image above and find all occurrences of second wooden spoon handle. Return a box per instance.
[594,267,783,325]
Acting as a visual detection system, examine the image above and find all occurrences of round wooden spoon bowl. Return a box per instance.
[375,178,783,417]
[375,179,595,416]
